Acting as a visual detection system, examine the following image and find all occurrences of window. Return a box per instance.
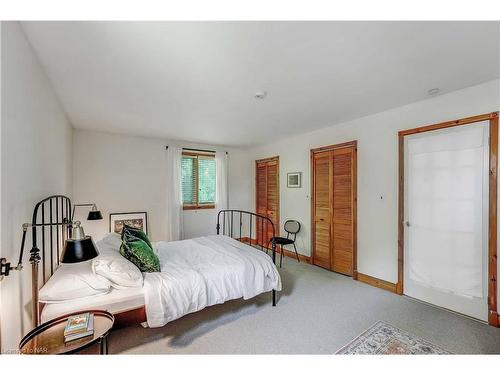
[181,152,216,209]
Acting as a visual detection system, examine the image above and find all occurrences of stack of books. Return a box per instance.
[64,312,94,342]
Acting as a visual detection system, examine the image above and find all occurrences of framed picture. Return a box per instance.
[287,172,302,188]
[109,212,148,235]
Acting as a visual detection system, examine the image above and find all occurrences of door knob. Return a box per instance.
[405,221,410,227]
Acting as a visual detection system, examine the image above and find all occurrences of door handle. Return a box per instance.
[405,221,410,227]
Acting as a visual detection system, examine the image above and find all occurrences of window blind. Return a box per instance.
[181,154,216,206]
[181,156,195,204]
[198,157,216,204]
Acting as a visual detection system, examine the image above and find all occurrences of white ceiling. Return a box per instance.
[21,21,500,147]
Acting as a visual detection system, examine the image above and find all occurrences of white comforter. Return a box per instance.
[143,235,281,328]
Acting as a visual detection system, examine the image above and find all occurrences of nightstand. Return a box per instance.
[19,310,114,355]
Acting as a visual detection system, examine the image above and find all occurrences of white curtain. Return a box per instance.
[166,147,183,241]
[215,151,228,211]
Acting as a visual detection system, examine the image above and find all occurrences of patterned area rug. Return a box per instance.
[336,321,451,354]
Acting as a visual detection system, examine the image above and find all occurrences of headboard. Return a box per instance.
[216,209,278,306]
[29,195,72,327]
[216,209,277,258]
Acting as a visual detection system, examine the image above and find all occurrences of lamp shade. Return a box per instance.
[61,236,99,263]
[87,210,103,220]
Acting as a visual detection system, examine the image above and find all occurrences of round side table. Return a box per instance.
[19,310,114,355]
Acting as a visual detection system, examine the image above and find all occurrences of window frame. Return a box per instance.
[182,151,216,210]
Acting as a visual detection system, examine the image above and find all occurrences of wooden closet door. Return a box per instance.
[312,142,357,276]
[256,161,268,246]
[332,147,354,275]
[266,160,279,242]
[312,151,333,269]
[255,157,279,247]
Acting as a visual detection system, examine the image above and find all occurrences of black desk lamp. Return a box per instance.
[0,207,102,280]
[72,203,103,221]
[61,221,99,263]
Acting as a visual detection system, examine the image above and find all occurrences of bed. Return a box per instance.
[27,196,281,329]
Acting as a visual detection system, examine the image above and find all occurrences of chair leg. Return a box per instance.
[279,245,284,268]
[293,243,300,263]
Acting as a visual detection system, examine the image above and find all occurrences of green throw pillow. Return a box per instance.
[121,224,153,249]
[120,226,160,273]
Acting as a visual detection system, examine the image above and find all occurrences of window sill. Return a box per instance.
[183,204,215,211]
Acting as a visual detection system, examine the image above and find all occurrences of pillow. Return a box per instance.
[92,251,143,289]
[39,262,111,303]
[121,224,153,250]
[96,232,122,252]
[120,231,160,273]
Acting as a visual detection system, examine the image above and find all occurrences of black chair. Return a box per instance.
[268,220,301,268]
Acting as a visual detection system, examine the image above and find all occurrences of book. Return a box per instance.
[64,312,90,336]
[64,314,94,343]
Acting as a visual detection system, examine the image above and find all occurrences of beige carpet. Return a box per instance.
[105,259,500,354]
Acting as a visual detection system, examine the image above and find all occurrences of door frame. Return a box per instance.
[255,156,280,239]
[310,140,358,277]
[397,112,499,326]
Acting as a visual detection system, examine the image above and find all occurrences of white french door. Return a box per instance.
[404,121,489,321]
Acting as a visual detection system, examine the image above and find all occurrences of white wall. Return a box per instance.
[72,129,243,242]
[238,80,500,288]
[0,22,73,352]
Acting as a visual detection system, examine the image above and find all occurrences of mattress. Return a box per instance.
[40,286,145,323]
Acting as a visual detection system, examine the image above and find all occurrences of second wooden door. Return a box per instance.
[256,156,279,246]
[311,142,357,276]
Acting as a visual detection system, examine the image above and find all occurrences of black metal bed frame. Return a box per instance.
[216,209,278,306]
[26,201,277,328]
[28,195,72,327]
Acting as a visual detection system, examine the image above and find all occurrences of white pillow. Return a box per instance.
[96,232,122,252]
[92,251,143,289]
[39,262,111,303]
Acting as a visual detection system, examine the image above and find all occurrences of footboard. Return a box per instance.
[216,209,278,306]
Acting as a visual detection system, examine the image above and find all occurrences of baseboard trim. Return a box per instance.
[237,237,311,264]
[356,272,397,293]
[277,248,311,264]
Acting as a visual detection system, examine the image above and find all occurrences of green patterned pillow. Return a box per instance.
[121,224,153,249]
[120,226,160,273]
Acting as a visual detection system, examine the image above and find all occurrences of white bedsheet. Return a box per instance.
[41,286,145,323]
[144,235,281,328]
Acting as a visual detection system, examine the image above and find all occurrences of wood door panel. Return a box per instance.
[312,142,356,276]
[332,148,353,275]
[333,196,351,208]
[333,208,352,224]
[333,238,353,251]
[314,156,331,209]
[312,151,332,268]
[333,249,353,275]
[256,164,267,212]
[333,224,352,240]
[333,176,351,191]
[256,163,267,245]
[314,222,331,268]
[256,157,279,248]
[332,149,351,173]
[266,162,278,243]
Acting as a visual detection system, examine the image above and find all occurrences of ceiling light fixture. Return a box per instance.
[254,91,267,100]
[427,88,440,96]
